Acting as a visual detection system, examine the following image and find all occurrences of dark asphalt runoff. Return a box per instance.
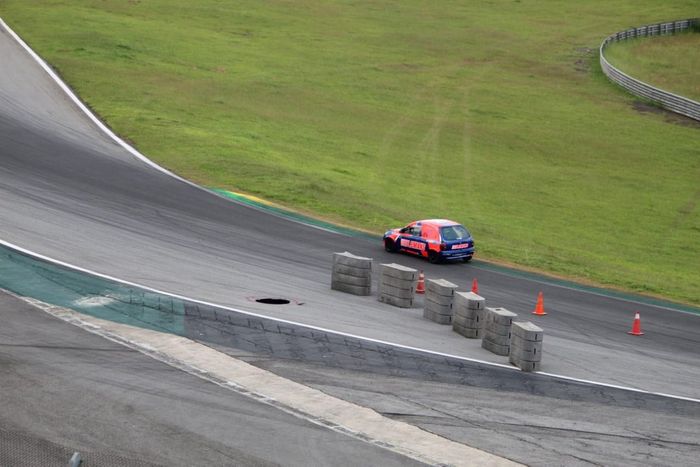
[1,17,700,465]
[240,352,700,466]
[0,290,425,467]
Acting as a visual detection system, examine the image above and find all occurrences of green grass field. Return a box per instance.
[2,1,699,305]
[605,30,700,102]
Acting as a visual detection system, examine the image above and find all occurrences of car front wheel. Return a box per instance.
[385,239,398,253]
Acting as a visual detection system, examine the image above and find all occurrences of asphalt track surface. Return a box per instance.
[0,291,425,467]
[1,19,700,465]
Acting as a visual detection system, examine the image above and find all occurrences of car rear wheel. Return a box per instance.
[385,239,398,253]
[428,250,440,264]
[463,256,472,263]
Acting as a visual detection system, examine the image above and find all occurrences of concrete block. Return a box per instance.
[483,332,511,346]
[484,320,512,336]
[424,297,453,316]
[481,337,510,356]
[423,309,452,325]
[509,354,541,372]
[331,281,371,296]
[333,251,372,269]
[380,263,419,281]
[509,338,543,354]
[455,291,485,310]
[425,278,458,297]
[380,283,415,299]
[453,307,484,324]
[425,291,455,306]
[331,271,372,287]
[520,360,541,372]
[379,274,416,291]
[333,263,372,278]
[510,343,542,362]
[452,324,481,339]
[485,307,518,325]
[511,321,544,342]
[451,314,480,330]
[510,350,541,363]
[451,307,467,320]
[378,294,413,308]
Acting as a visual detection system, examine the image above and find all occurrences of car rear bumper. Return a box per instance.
[440,248,474,260]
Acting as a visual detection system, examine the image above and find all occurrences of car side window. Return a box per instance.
[411,226,421,237]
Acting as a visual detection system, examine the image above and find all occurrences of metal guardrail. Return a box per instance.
[599,18,700,121]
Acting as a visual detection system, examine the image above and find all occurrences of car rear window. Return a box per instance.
[440,225,470,241]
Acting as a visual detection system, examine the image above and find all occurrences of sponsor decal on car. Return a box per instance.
[400,239,426,251]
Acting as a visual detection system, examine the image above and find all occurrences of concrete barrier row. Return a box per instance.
[331,253,421,307]
[329,252,544,371]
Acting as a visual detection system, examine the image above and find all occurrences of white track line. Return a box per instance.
[0,17,341,236]
[0,238,515,372]
[2,238,699,405]
[0,17,199,187]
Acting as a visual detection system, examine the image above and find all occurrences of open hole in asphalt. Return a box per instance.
[256,298,291,305]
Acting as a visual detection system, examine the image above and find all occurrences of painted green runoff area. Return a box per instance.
[2,1,699,305]
[604,29,700,102]
[0,245,186,334]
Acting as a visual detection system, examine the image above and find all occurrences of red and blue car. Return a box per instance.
[383,219,475,263]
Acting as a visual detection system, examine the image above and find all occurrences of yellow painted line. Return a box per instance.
[222,189,279,207]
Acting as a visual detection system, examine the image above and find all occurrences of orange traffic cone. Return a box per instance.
[532,291,546,316]
[627,312,644,336]
[471,278,479,294]
[416,271,425,294]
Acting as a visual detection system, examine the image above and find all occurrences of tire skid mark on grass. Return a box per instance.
[670,188,700,229]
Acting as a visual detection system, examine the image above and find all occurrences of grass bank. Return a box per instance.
[2,1,699,305]
[605,29,700,102]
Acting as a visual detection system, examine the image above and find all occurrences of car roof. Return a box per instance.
[416,219,460,226]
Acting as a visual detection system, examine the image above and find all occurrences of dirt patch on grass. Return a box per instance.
[632,101,700,128]
[573,47,595,74]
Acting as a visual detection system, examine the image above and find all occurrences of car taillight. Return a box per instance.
[440,243,447,251]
